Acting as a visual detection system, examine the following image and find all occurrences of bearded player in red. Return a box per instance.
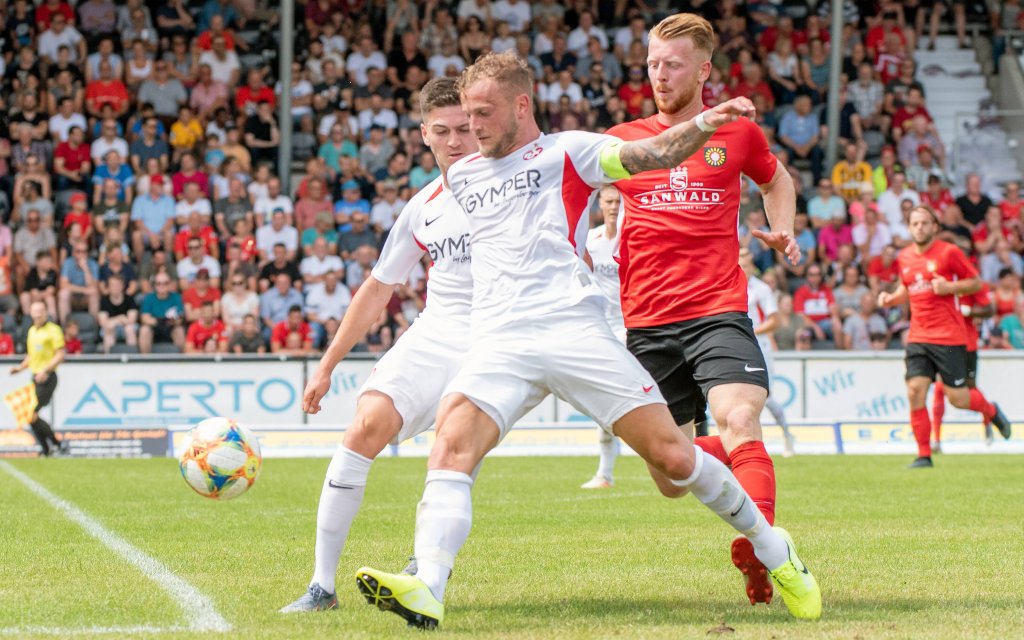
[607,13,801,607]
[930,279,1010,449]
[879,205,1011,468]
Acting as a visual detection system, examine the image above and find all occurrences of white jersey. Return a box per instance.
[448,131,617,335]
[746,275,778,353]
[371,174,472,321]
[586,224,625,336]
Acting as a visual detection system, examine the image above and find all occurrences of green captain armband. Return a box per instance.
[599,141,631,180]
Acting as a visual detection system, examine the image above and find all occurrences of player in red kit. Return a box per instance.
[607,13,801,606]
[879,206,1011,468]
[931,282,1011,449]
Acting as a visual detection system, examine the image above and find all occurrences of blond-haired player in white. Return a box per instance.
[281,77,478,613]
[353,51,821,629]
[581,185,625,489]
[739,248,795,457]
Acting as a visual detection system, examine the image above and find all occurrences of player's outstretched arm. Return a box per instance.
[303,276,396,414]
[617,98,755,175]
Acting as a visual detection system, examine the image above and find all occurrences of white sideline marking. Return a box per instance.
[0,461,232,633]
[0,625,189,636]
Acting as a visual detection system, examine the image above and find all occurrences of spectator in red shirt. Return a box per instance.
[999,181,1024,224]
[85,59,130,119]
[865,11,905,60]
[758,16,806,55]
[196,14,237,51]
[271,304,313,354]
[182,267,222,321]
[867,245,900,294]
[174,211,219,261]
[53,126,92,192]
[794,264,838,341]
[921,174,954,213]
[184,300,227,353]
[63,192,93,247]
[236,69,275,118]
[972,206,1021,255]
[732,62,775,113]
[892,86,933,139]
[617,65,653,118]
[0,328,13,355]
[36,0,75,31]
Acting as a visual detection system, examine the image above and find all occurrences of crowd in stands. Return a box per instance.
[0,0,1019,357]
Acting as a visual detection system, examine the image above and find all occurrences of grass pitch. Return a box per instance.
[1,454,1023,639]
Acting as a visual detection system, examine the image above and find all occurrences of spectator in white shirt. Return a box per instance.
[253,177,294,227]
[370,181,406,233]
[566,10,608,57]
[38,14,86,63]
[305,271,352,348]
[48,97,88,142]
[492,0,531,34]
[90,118,130,164]
[876,171,919,226]
[174,182,212,227]
[299,237,345,295]
[428,39,466,78]
[256,208,299,262]
[852,207,893,259]
[542,70,584,114]
[346,36,387,87]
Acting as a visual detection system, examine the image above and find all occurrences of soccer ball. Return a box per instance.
[179,417,262,500]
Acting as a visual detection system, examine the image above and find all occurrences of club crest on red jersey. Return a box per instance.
[669,165,688,191]
[704,146,726,167]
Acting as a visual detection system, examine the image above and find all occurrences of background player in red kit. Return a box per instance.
[879,206,1011,468]
[931,281,1009,449]
[607,13,801,606]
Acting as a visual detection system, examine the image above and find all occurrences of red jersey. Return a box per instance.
[54,141,90,172]
[608,114,778,327]
[271,320,311,348]
[182,286,222,310]
[921,189,954,212]
[958,283,991,352]
[186,319,226,350]
[617,82,653,117]
[793,284,835,323]
[867,255,899,286]
[898,240,977,345]
[174,226,218,258]
[0,333,13,355]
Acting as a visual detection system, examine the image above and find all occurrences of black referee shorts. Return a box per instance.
[34,372,58,409]
[905,343,968,387]
[626,312,769,425]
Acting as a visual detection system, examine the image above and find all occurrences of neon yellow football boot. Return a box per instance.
[766,527,822,620]
[355,566,444,629]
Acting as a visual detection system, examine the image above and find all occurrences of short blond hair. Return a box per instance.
[457,51,533,101]
[650,13,715,57]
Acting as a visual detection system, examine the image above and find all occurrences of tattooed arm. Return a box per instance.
[617,97,757,174]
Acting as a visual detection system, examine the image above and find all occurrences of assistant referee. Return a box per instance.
[9,301,67,456]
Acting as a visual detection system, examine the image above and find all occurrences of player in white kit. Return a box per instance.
[581,185,625,489]
[280,78,478,613]
[740,249,795,457]
[354,52,821,628]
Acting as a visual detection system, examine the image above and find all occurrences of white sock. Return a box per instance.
[596,427,617,481]
[414,469,474,603]
[310,446,373,593]
[672,447,788,570]
[765,397,791,433]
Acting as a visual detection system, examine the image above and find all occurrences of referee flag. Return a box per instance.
[4,383,37,428]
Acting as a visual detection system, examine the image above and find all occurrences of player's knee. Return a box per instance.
[649,445,695,484]
[947,389,970,410]
[716,404,759,438]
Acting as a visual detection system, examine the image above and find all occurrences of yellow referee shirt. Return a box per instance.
[27,322,65,374]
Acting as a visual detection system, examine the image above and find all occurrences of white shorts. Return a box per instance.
[444,298,666,440]
[359,313,469,444]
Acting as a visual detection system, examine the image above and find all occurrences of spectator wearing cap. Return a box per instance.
[182,264,222,319]
[269,304,314,355]
[256,210,299,263]
[244,101,280,171]
[53,126,91,192]
[190,65,229,122]
[130,174,175,261]
[177,238,221,289]
[139,272,185,353]
[334,180,371,229]
[48,97,87,143]
[371,180,406,234]
[91,150,135,205]
[260,273,304,328]
[63,192,93,248]
[98,275,138,353]
[58,240,100,323]
[21,251,58,319]
[130,117,170,175]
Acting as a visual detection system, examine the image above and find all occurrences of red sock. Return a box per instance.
[931,382,945,442]
[728,441,776,525]
[695,435,729,465]
[968,388,997,423]
[910,407,932,458]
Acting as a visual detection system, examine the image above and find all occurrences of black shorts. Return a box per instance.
[965,350,978,381]
[34,372,58,409]
[905,343,968,387]
[627,312,769,425]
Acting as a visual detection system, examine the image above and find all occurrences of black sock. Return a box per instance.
[29,419,51,455]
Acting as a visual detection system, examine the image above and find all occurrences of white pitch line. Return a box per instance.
[0,461,231,633]
[0,625,189,636]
